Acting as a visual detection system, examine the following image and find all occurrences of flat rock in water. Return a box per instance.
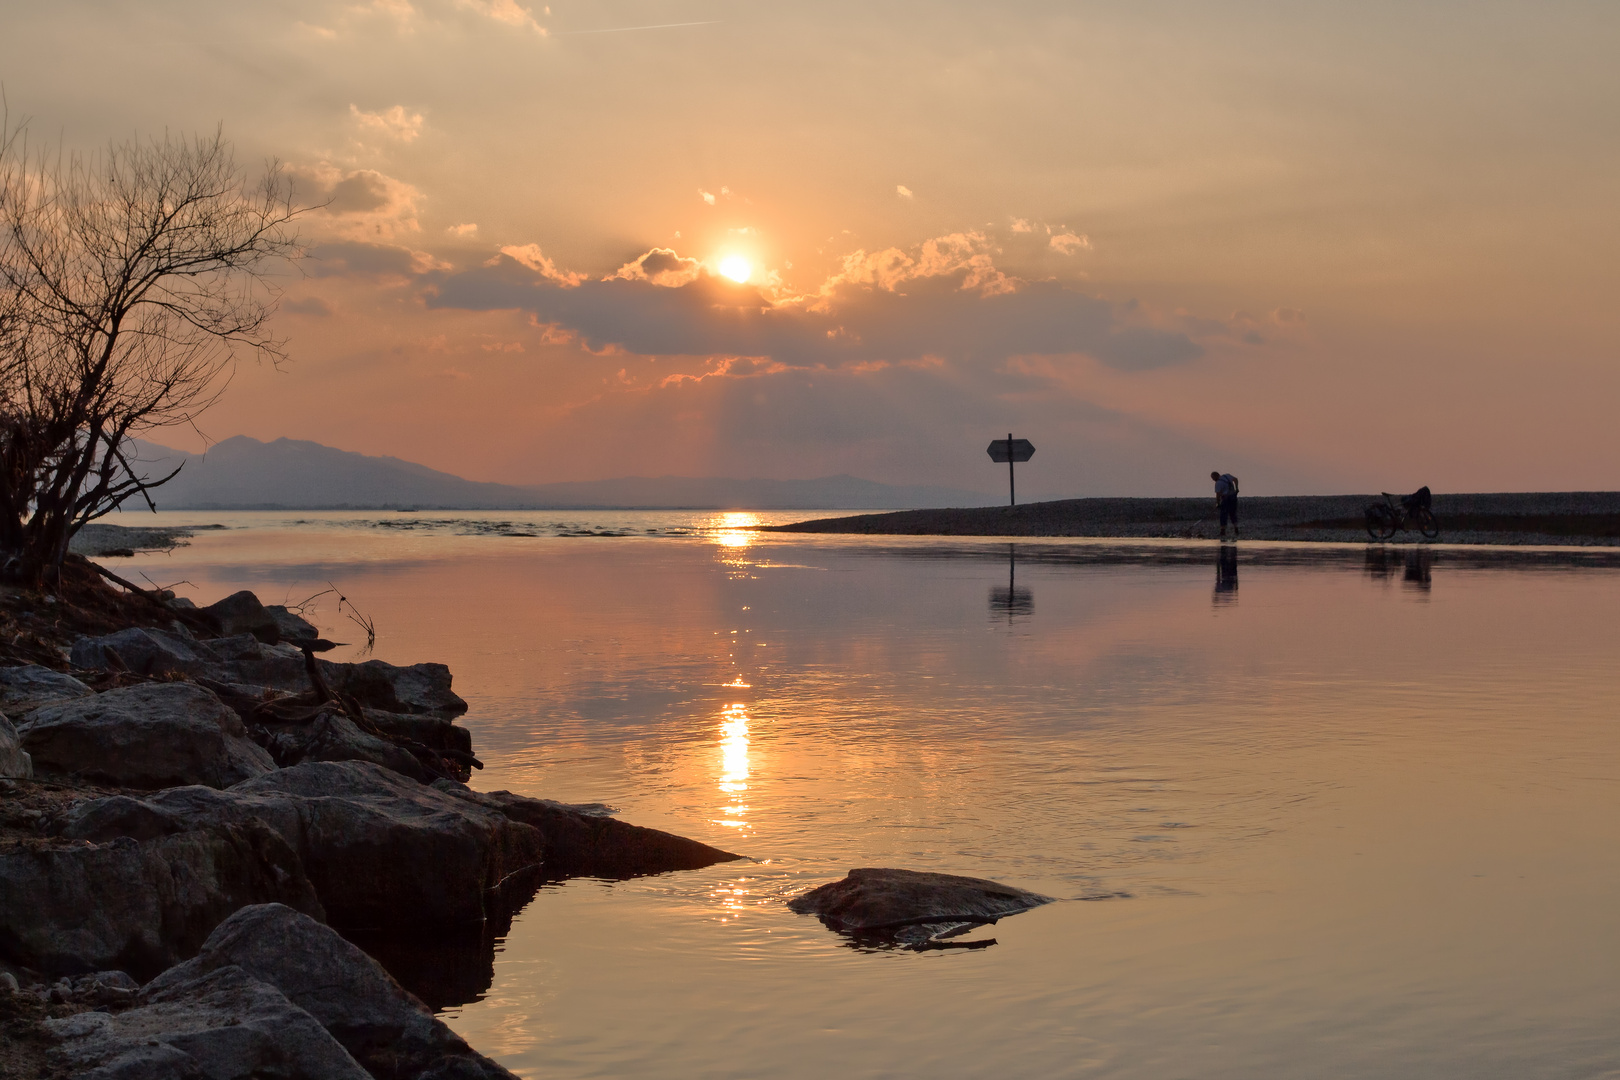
[18,682,275,789]
[788,868,1054,947]
[147,903,519,1079]
[440,784,742,878]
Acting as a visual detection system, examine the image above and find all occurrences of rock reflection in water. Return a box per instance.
[344,870,544,1011]
[989,545,1034,622]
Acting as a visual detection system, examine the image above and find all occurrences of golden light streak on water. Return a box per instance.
[715,702,751,833]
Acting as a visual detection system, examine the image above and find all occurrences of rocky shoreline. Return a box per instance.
[768,492,1620,545]
[0,557,739,1079]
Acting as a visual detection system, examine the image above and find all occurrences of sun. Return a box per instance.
[719,255,751,283]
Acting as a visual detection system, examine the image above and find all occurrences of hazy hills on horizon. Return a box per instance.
[129,436,1002,510]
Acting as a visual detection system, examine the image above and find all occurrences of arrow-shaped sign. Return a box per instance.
[987,434,1035,506]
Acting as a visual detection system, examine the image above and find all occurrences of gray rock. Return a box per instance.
[441,784,741,879]
[19,683,275,789]
[322,659,467,717]
[788,868,1053,946]
[0,664,93,714]
[201,590,282,645]
[0,824,322,980]
[365,709,474,757]
[59,795,188,843]
[69,631,469,718]
[48,963,368,1079]
[266,605,320,642]
[150,903,517,1080]
[70,627,221,677]
[146,761,544,929]
[0,711,32,779]
[269,710,435,783]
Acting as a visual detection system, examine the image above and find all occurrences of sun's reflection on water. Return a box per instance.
[716,702,751,835]
[712,511,760,550]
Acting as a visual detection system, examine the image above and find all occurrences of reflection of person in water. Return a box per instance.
[1214,543,1238,601]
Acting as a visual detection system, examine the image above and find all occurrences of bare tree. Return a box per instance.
[0,115,300,587]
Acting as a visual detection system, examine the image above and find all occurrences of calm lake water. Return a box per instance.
[116,511,1620,1079]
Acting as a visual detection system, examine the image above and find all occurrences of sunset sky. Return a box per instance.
[4,1,1616,496]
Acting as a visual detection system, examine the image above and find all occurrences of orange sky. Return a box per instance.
[4,1,1616,495]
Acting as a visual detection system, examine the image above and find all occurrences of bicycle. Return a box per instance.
[1365,490,1438,541]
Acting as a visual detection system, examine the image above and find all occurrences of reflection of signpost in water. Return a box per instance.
[986,434,1035,507]
[990,543,1034,622]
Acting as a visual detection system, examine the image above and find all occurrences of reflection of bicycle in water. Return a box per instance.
[1365,486,1438,541]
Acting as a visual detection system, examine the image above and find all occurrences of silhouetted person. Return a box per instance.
[1211,471,1240,537]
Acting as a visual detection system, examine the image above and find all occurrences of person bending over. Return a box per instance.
[1211,471,1240,537]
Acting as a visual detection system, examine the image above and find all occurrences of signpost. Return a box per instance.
[986,433,1035,507]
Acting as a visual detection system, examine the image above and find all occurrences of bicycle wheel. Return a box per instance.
[1366,505,1395,541]
[1416,507,1439,539]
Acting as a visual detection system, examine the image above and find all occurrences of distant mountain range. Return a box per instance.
[128,436,998,510]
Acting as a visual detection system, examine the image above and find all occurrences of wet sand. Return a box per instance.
[766,492,1620,545]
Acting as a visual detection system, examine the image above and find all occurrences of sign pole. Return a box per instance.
[1008,432,1015,507]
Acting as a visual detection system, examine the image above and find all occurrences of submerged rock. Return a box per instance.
[440,784,742,879]
[0,821,322,980]
[46,964,369,1080]
[149,903,519,1079]
[788,868,1053,948]
[18,682,275,789]
[0,712,31,779]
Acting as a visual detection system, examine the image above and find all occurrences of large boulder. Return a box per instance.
[146,761,544,929]
[45,963,369,1079]
[150,903,519,1079]
[442,784,741,879]
[18,682,275,789]
[0,823,322,980]
[266,604,320,643]
[0,712,31,779]
[201,590,282,644]
[788,868,1053,947]
[0,664,93,714]
[259,710,436,782]
[70,626,220,678]
[323,659,468,717]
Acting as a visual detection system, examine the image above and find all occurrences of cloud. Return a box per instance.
[1050,231,1091,254]
[454,0,546,33]
[290,163,423,241]
[447,223,479,237]
[280,296,334,317]
[350,104,425,142]
[699,189,716,206]
[1010,218,1032,233]
[304,241,445,279]
[609,247,704,287]
[896,185,914,199]
[496,243,585,286]
[423,235,1202,373]
[825,232,1019,297]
